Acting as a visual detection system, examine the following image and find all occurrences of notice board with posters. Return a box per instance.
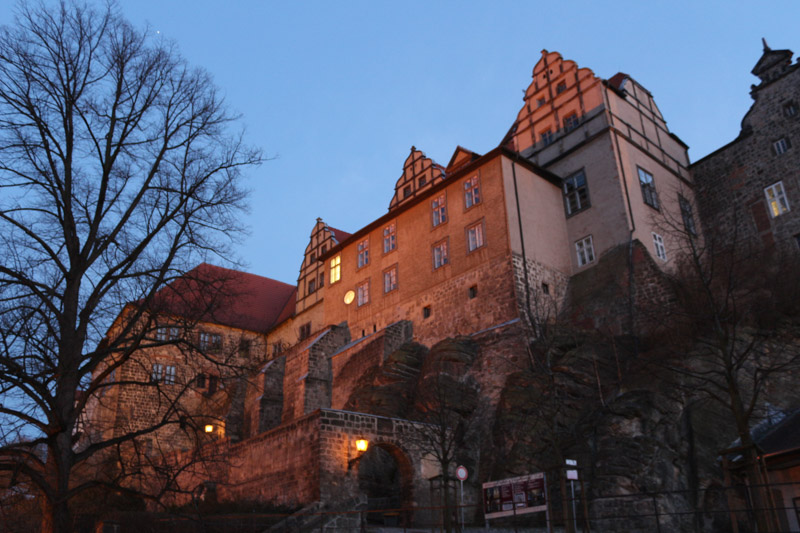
[482,472,547,519]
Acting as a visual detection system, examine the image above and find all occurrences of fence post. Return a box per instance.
[651,494,662,533]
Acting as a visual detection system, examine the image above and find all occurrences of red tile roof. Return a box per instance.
[607,72,629,90]
[150,263,296,332]
[328,226,351,244]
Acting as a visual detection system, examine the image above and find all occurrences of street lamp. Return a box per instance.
[348,438,370,471]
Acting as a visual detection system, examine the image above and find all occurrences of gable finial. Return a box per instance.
[762,37,770,51]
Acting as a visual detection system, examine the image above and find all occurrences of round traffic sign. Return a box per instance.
[456,465,468,481]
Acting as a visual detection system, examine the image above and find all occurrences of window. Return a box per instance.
[272,342,284,356]
[638,168,659,209]
[575,236,595,267]
[330,256,341,284]
[207,375,218,395]
[357,239,369,268]
[433,240,449,269]
[383,223,396,253]
[773,137,791,155]
[537,97,546,108]
[679,195,697,236]
[164,365,176,385]
[432,194,447,226]
[466,221,485,252]
[765,181,791,217]
[196,373,206,389]
[356,279,370,306]
[540,129,554,146]
[556,81,567,94]
[199,332,221,352]
[464,176,480,208]
[423,306,431,319]
[784,101,797,117]
[151,363,163,383]
[563,113,579,132]
[299,322,311,340]
[541,282,550,295]
[308,277,317,294]
[652,232,667,261]
[384,266,398,293]
[403,185,412,198]
[468,285,477,299]
[321,244,327,254]
[419,177,427,187]
[309,252,316,263]
[155,326,179,341]
[563,169,590,215]
[238,338,251,356]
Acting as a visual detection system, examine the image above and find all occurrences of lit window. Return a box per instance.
[575,236,595,267]
[652,233,667,261]
[563,113,579,132]
[432,195,447,227]
[541,129,554,146]
[765,181,790,217]
[164,365,176,385]
[357,239,369,268]
[433,240,449,269]
[679,195,697,236]
[330,256,341,284]
[773,137,791,155]
[383,223,396,253]
[384,266,398,293]
[199,332,221,352]
[464,176,480,208]
[563,170,590,215]
[638,168,659,209]
[357,279,370,306]
[151,363,163,383]
[466,221,485,252]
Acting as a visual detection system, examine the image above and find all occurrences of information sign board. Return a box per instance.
[482,472,546,519]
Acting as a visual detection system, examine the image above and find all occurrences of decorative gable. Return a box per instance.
[388,147,446,211]
[445,146,481,173]
[751,39,793,84]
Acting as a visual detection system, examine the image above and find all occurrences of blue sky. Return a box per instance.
[2,1,798,285]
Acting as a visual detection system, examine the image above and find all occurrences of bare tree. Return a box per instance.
[0,2,261,531]
[655,200,800,531]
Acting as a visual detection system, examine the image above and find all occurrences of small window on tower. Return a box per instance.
[423,306,431,319]
[468,285,477,299]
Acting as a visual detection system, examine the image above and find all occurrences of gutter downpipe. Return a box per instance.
[510,157,536,337]
[602,83,637,341]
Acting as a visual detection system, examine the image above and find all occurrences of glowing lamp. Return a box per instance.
[355,439,369,452]
[204,424,214,433]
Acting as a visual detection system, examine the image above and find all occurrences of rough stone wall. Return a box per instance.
[692,60,800,250]
[511,252,570,330]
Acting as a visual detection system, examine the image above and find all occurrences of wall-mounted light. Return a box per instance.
[348,438,370,471]
[204,424,214,433]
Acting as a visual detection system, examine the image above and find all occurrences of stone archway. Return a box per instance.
[357,442,415,524]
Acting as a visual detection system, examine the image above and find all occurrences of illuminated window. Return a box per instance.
[357,239,369,268]
[652,233,667,261]
[575,236,595,267]
[679,195,697,236]
[383,223,396,253]
[563,169,590,215]
[432,195,447,227]
[765,181,790,217]
[330,256,341,284]
[464,176,481,208]
[384,266,398,293]
[433,240,449,269]
[164,365,176,385]
[773,137,791,155]
[466,221,485,252]
[638,168,659,209]
[357,279,370,306]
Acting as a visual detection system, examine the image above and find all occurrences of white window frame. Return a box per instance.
[356,279,370,306]
[575,236,595,267]
[464,176,480,208]
[466,221,485,252]
[383,266,398,293]
[652,232,667,261]
[383,223,396,253]
[773,137,790,155]
[357,238,369,268]
[433,240,449,269]
[432,194,447,227]
[638,168,659,209]
[765,181,791,217]
[151,363,163,383]
[563,169,590,215]
[164,365,176,385]
[330,255,341,284]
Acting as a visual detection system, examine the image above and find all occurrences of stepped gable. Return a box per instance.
[148,263,296,332]
[388,147,446,211]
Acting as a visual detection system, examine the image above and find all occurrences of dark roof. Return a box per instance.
[607,72,629,90]
[149,263,296,333]
[757,410,800,457]
[329,227,351,244]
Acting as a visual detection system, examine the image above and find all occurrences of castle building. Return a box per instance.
[88,43,800,519]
